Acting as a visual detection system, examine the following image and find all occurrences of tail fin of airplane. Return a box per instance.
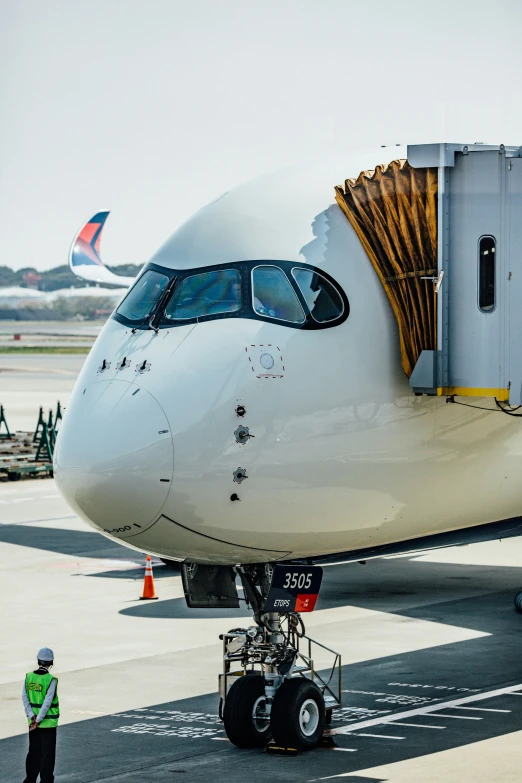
[69,211,137,287]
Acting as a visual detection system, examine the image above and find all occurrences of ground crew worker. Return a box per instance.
[21,647,59,783]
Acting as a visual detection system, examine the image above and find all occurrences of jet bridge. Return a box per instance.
[336,142,522,405]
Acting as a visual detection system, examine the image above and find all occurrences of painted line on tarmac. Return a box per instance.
[0,515,76,525]
[0,364,77,375]
[393,721,446,729]
[424,713,482,720]
[0,495,61,503]
[331,683,522,735]
[355,733,404,740]
[454,706,511,713]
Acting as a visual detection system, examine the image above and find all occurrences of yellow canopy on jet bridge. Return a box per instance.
[335,159,438,378]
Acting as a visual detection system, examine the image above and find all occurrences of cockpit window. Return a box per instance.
[113,260,348,331]
[116,269,169,322]
[292,268,344,322]
[252,266,305,324]
[164,269,241,321]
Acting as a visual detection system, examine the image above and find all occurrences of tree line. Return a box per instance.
[0,263,141,291]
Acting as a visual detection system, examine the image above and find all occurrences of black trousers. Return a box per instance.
[24,727,56,783]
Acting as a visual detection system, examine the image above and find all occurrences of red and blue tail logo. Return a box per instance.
[70,211,110,269]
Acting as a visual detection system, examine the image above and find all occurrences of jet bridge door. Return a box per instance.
[446,150,506,398]
[508,157,522,405]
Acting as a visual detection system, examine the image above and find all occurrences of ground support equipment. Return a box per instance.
[0,425,54,481]
[35,421,54,463]
[0,430,33,456]
[33,407,45,443]
[0,405,11,440]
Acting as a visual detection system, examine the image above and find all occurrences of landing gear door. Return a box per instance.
[181,563,240,609]
[262,564,323,613]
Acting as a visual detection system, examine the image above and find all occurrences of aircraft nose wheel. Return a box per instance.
[223,674,272,748]
[514,592,522,613]
[270,678,326,750]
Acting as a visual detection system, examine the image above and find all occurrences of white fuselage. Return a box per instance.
[54,149,522,565]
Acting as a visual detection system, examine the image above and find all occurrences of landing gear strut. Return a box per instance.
[219,564,341,751]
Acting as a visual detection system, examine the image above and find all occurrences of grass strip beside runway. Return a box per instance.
[0,346,91,354]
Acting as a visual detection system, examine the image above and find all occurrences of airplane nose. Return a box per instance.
[54,381,174,535]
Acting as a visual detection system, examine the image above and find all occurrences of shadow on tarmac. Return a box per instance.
[0,524,125,559]
[120,595,250,620]
[0,524,177,577]
[3,556,522,781]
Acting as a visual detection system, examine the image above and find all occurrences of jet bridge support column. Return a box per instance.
[437,157,450,394]
[507,154,522,404]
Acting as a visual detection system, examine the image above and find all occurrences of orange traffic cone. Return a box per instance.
[140,555,158,600]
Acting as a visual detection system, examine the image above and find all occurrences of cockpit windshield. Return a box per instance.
[116,270,169,322]
[114,260,348,330]
[164,269,241,321]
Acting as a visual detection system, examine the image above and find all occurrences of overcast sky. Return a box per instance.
[1,0,521,272]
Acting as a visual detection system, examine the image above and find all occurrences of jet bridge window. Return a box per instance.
[252,266,305,324]
[479,236,496,312]
[164,269,241,321]
[116,269,169,322]
[292,268,344,322]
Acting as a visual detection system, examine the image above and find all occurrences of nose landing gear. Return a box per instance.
[219,565,342,751]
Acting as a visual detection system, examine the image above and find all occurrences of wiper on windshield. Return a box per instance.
[147,275,178,332]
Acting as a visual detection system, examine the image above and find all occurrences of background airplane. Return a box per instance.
[69,211,137,288]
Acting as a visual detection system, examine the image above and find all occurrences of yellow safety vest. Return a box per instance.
[25,671,59,728]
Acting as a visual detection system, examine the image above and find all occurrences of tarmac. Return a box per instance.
[1,480,522,782]
[1,354,522,781]
[0,353,86,432]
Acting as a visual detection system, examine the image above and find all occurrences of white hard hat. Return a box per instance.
[37,647,54,662]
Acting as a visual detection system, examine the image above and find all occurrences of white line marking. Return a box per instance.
[427,713,482,721]
[355,733,405,740]
[453,706,511,713]
[332,747,358,752]
[393,722,446,729]
[506,692,522,696]
[0,515,76,526]
[211,737,229,741]
[332,684,522,735]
